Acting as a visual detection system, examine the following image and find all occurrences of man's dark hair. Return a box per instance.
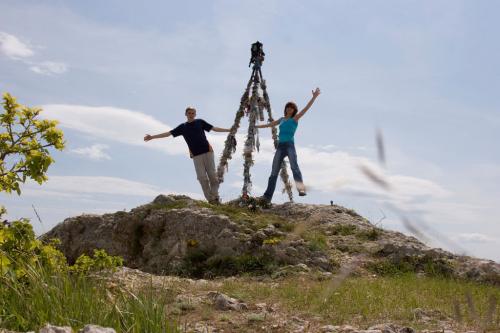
[185,107,196,114]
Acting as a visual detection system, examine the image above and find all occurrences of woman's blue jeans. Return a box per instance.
[263,142,303,201]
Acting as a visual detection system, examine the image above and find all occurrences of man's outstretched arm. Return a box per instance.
[144,131,172,141]
[212,127,231,132]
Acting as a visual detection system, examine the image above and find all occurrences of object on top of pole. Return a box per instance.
[249,41,265,69]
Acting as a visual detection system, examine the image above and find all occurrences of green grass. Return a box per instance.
[366,256,455,278]
[0,265,178,332]
[150,200,190,211]
[329,224,358,236]
[2,263,499,332]
[303,231,328,252]
[195,202,293,231]
[246,312,266,323]
[220,274,500,330]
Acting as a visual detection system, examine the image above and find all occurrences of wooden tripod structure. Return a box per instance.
[217,42,293,202]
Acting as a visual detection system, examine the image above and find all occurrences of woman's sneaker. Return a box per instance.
[257,196,272,208]
[296,182,307,197]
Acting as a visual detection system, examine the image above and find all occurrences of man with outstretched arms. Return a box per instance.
[144,107,231,204]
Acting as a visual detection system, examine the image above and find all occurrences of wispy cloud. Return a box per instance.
[70,144,111,161]
[0,31,67,75]
[454,233,497,244]
[29,61,68,75]
[42,104,188,155]
[0,31,34,59]
[21,175,203,199]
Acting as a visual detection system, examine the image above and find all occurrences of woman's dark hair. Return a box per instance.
[284,102,298,117]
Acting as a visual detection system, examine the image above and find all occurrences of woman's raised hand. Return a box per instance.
[312,87,321,98]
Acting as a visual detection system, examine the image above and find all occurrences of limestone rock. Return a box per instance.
[39,325,72,333]
[320,325,340,333]
[42,194,500,283]
[208,291,248,311]
[192,322,218,333]
[367,324,397,333]
[78,325,116,333]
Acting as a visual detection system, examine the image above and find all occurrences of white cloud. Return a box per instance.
[287,146,451,206]
[41,104,235,157]
[454,233,497,244]
[0,31,67,75]
[70,144,111,161]
[21,175,203,199]
[0,31,34,59]
[42,103,452,212]
[42,104,186,155]
[29,61,68,75]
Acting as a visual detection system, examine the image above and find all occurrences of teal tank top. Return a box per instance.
[278,117,298,143]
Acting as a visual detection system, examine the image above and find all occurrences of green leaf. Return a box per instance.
[1,93,65,194]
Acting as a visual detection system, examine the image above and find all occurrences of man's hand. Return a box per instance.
[144,131,171,141]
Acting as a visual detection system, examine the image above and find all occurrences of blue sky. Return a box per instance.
[1,0,499,262]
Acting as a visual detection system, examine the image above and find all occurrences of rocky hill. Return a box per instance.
[44,194,499,284]
[28,194,500,332]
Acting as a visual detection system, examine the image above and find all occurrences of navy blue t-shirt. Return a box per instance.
[170,119,213,157]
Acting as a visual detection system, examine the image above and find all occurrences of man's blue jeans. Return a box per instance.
[263,142,303,201]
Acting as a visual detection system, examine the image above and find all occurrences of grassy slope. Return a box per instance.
[2,268,499,332]
[218,274,500,331]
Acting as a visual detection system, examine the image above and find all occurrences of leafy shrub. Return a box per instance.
[1,93,64,195]
[1,219,122,279]
[179,245,279,278]
[70,249,123,274]
[0,220,66,278]
[1,219,126,330]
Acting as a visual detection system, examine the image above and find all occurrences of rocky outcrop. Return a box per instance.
[43,195,500,283]
[44,195,335,277]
